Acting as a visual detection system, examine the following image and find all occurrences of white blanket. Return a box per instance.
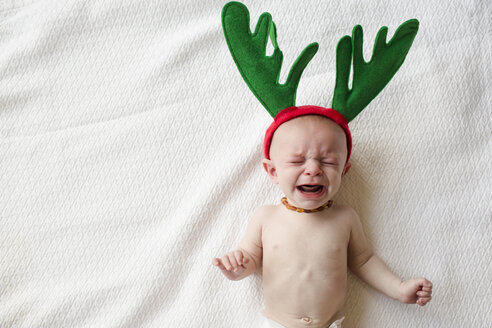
[1,0,490,327]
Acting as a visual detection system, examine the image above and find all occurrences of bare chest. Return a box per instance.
[262,213,350,268]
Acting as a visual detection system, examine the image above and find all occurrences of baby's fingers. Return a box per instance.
[227,253,242,271]
[422,286,432,292]
[222,255,234,271]
[212,258,226,270]
[419,279,432,290]
[417,296,432,306]
[417,290,432,297]
[234,250,244,266]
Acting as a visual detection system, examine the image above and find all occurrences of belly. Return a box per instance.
[262,249,347,326]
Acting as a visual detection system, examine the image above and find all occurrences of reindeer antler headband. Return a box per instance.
[221,1,419,162]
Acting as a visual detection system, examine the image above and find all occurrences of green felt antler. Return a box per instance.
[332,19,419,122]
[222,1,319,118]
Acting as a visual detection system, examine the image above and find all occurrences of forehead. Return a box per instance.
[270,115,348,156]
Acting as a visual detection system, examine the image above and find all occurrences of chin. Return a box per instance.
[293,187,332,208]
[300,199,330,209]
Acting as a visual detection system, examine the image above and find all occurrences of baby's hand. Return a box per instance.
[399,278,433,306]
[212,250,250,281]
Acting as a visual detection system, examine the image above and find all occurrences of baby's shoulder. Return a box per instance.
[330,203,360,221]
[331,203,356,213]
[252,204,281,217]
[249,204,283,224]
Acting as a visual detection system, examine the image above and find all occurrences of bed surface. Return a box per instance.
[1,0,490,327]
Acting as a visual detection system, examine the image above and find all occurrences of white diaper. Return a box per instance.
[263,316,344,328]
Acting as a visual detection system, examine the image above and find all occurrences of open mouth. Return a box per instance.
[296,185,326,197]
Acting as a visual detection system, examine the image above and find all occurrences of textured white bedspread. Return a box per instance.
[1,0,490,327]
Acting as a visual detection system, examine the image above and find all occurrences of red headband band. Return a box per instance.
[263,105,352,163]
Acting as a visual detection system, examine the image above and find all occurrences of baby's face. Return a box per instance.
[263,116,351,209]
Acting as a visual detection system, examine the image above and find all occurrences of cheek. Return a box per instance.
[325,167,343,180]
[279,167,302,183]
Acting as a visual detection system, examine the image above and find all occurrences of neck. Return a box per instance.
[281,197,333,213]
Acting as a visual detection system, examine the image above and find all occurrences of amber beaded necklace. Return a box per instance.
[281,197,333,213]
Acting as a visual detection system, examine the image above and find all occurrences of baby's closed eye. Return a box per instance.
[321,161,338,166]
[321,157,340,166]
[287,157,305,164]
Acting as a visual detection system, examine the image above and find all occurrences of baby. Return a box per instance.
[212,113,432,328]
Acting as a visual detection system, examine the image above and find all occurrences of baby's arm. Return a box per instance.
[212,206,264,281]
[347,209,433,306]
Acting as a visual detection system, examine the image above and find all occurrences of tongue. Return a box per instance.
[299,185,322,192]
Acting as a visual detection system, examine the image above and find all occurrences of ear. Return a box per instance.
[262,158,279,184]
[342,161,352,177]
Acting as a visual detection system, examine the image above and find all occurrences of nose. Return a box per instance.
[304,159,322,176]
